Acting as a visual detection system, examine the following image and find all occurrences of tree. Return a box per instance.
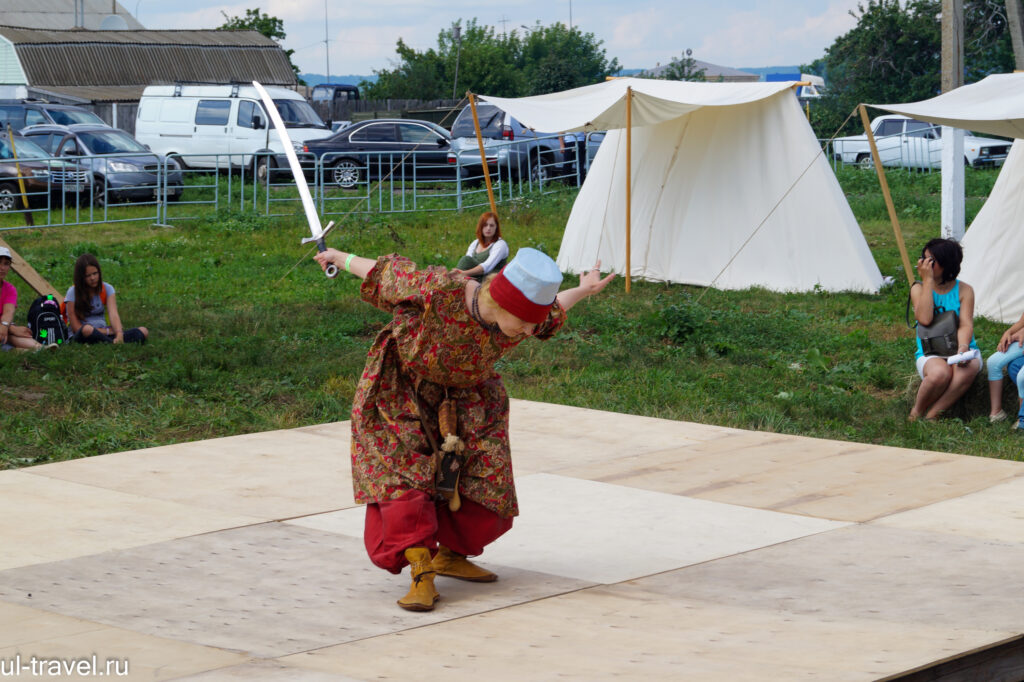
[218,8,303,85]
[362,19,620,100]
[518,22,621,94]
[806,0,1014,138]
[638,52,708,82]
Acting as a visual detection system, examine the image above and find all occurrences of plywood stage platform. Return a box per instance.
[1,400,1023,681]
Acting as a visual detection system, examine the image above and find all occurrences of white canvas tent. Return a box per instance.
[480,78,884,293]
[872,73,1024,322]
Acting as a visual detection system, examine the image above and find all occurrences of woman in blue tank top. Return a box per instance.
[909,238,980,421]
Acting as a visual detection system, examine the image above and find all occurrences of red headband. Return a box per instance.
[489,269,552,324]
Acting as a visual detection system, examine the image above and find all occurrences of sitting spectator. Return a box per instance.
[1001,356,1024,431]
[985,312,1024,422]
[65,253,148,344]
[453,212,509,280]
[909,238,981,421]
[0,246,42,351]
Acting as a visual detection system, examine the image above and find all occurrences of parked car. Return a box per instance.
[832,114,1011,169]
[135,84,332,181]
[447,103,566,183]
[310,84,360,102]
[21,124,184,205]
[302,118,460,189]
[0,100,107,131]
[0,134,91,211]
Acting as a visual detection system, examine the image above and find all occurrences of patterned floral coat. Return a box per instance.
[350,255,565,518]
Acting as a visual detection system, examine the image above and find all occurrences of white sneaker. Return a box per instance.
[990,410,1008,423]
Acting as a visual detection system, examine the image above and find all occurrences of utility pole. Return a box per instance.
[1007,0,1024,69]
[940,0,964,240]
[452,24,462,101]
[324,0,331,83]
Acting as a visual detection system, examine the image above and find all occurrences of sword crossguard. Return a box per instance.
[300,220,338,278]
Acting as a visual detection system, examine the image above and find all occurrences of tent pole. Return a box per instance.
[467,92,497,216]
[858,104,914,286]
[625,86,632,294]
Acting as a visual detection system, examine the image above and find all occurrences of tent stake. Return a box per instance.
[625,86,632,294]
[467,92,497,216]
[858,104,914,286]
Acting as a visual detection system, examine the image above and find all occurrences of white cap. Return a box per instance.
[0,246,11,261]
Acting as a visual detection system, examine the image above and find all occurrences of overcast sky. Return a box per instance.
[134,0,864,76]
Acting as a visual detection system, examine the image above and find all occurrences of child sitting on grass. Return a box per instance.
[65,253,148,345]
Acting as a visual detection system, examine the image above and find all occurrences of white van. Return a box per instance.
[135,84,333,179]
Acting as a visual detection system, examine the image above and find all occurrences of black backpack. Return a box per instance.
[27,294,70,346]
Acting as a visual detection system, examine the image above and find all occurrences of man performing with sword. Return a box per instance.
[255,82,615,611]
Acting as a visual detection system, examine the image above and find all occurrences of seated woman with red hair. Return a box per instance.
[453,211,508,280]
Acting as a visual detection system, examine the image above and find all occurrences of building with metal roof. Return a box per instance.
[0,26,298,106]
[0,0,144,32]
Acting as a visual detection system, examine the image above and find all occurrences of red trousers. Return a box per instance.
[364,489,513,573]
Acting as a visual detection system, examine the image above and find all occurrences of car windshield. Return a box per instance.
[272,99,327,128]
[78,130,149,155]
[48,109,105,126]
[0,137,51,160]
[451,105,503,138]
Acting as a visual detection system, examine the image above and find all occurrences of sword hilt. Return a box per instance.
[302,221,338,278]
[318,241,338,279]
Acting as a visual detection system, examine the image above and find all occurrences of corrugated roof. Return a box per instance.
[0,27,279,47]
[0,27,296,96]
[0,0,144,31]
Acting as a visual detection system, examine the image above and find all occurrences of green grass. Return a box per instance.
[2,167,1020,469]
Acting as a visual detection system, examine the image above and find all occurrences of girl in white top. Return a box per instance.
[454,212,509,279]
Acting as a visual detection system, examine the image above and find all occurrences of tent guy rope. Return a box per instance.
[694,106,862,304]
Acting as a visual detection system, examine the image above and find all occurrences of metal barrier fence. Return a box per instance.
[0,135,599,232]
[823,125,1008,173]
[825,130,942,172]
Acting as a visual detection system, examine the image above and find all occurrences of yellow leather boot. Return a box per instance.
[397,547,439,611]
[431,545,497,582]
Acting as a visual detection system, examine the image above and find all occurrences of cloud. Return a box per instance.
[693,0,860,67]
[610,9,661,51]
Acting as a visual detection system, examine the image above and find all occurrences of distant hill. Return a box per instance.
[302,73,378,87]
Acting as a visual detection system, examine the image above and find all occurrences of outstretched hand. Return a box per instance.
[556,260,615,312]
[579,260,616,296]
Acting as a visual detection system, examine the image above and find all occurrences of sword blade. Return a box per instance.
[252,82,321,238]
[252,81,336,277]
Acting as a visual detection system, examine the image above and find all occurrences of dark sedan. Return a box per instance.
[0,134,90,211]
[302,119,460,189]
[21,123,183,205]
